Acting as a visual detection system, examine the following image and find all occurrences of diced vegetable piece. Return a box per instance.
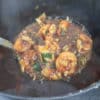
[35,13,46,25]
[50,71,62,80]
[49,24,57,35]
[62,45,69,51]
[38,24,50,37]
[41,67,62,80]
[41,67,53,79]
[21,35,33,44]
[38,45,48,53]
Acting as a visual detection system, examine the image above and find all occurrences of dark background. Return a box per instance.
[0,0,100,100]
[1,0,100,40]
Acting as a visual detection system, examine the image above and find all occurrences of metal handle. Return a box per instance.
[0,37,13,49]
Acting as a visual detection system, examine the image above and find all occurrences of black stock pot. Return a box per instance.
[0,0,100,100]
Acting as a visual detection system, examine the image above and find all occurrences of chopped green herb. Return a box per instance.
[41,53,53,62]
[33,62,41,71]
[61,31,65,35]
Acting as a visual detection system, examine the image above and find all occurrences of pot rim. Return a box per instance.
[0,80,100,100]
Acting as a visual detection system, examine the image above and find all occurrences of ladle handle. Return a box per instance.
[0,37,13,49]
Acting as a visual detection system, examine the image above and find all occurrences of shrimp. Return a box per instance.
[14,35,34,52]
[57,20,69,36]
[77,33,92,53]
[56,52,77,77]
[59,20,69,31]
[14,38,32,52]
